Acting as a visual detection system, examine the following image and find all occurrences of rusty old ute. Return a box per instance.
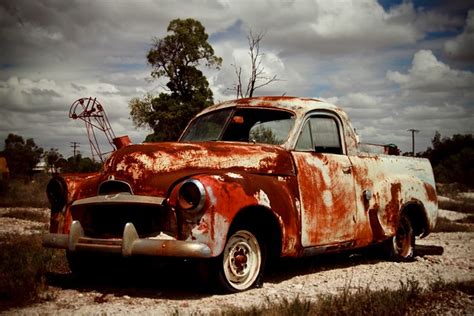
[43,96,438,292]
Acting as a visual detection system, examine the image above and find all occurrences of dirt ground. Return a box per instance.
[1,207,473,315]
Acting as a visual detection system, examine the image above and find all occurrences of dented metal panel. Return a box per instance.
[293,152,357,247]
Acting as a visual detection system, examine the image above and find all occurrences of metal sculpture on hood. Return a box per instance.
[69,97,129,162]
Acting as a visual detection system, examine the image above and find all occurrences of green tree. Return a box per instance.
[61,154,102,173]
[44,148,63,173]
[2,134,43,178]
[130,18,222,141]
[422,132,474,187]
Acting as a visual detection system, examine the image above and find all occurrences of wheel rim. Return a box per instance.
[223,230,262,291]
[393,217,413,258]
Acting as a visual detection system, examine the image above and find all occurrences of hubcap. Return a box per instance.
[393,217,412,258]
[223,230,262,291]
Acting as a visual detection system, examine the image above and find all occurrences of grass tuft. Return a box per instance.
[0,233,67,310]
[221,279,423,316]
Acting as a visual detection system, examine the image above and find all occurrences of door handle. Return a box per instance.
[342,166,352,174]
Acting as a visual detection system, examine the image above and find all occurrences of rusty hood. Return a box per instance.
[102,142,295,196]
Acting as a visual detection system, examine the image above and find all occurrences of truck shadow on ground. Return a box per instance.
[46,243,444,299]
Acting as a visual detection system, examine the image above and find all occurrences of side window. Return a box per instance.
[295,121,312,151]
[295,116,343,154]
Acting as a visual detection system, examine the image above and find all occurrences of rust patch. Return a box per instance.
[424,182,437,203]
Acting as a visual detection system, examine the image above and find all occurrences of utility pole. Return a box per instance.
[407,129,419,156]
[70,142,80,158]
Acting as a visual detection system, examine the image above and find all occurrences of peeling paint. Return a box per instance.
[254,190,272,209]
[45,96,438,266]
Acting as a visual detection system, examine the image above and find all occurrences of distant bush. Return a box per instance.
[423,133,474,188]
[0,174,50,207]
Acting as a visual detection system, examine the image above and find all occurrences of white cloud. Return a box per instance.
[444,10,474,61]
[0,0,472,156]
[386,49,474,92]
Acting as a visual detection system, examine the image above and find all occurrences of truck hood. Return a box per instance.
[102,142,295,196]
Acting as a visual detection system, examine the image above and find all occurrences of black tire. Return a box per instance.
[388,214,415,261]
[215,229,266,293]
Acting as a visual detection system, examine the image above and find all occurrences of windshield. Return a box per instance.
[180,107,295,145]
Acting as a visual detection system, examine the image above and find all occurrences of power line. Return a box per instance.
[70,142,80,157]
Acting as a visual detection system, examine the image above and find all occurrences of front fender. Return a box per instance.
[49,173,101,234]
[170,171,300,257]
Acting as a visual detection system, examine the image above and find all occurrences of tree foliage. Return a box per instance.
[1,134,43,178]
[44,148,63,173]
[60,154,102,173]
[130,18,222,141]
[422,132,474,187]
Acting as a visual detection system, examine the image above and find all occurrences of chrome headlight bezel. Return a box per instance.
[177,179,206,212]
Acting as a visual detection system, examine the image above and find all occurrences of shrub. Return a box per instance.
[0,233,67,309]
[0,174,50,208]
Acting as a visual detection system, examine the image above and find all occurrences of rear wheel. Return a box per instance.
[389,214,415,261]
[216,229,265,292]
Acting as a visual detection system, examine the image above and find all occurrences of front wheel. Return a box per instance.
[217,229,265,292]
[389,214,415,261]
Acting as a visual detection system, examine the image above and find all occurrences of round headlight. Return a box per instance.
[177,179,206,212]
[46,177,67,213]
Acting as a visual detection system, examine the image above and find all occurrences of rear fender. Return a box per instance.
[371,176,437,238]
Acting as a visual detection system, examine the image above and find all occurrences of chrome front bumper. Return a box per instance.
[42,220,212,258]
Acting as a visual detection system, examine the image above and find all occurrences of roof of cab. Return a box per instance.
[198,96,342,118]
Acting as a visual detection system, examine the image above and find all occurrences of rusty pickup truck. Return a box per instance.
[43,96,438,292]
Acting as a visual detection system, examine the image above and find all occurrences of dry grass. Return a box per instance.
[221,279,473,316]
[0,233,67,310]
[0,175,50,208]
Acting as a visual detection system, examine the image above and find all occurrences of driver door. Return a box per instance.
[292,114,357,247]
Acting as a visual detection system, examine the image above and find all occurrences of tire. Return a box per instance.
[389,214,415,261]
[216,229,266,293]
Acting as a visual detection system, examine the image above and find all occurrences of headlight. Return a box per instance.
[177,179,206,212]
[46,177,67,213]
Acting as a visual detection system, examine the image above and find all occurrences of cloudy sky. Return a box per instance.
[1,0,473,159]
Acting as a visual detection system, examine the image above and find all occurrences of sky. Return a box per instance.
[1,0,473,159]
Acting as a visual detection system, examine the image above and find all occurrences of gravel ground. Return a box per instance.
[1,207,473,315]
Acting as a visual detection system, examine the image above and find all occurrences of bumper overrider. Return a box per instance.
[42,193,212,258]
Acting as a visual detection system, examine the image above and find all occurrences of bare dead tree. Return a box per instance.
[232,30,281,99]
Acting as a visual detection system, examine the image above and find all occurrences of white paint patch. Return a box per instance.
[212,175,224,181]
[207,186,217,206]
[254,190,271,209]
[323,190,333,207]
[226,172,243,179]
[305,156,331,185]
[187,212,228,256]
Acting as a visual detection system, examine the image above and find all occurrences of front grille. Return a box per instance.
[98,180,133,195]
[71,203,176,239]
